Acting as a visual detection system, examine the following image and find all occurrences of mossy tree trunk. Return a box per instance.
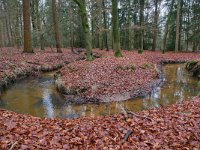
[73,0,93,61]
[112,0,123,57]
[52,0,62,53]
[22,0,33,53]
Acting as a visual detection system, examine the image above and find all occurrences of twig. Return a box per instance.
[9,141,18,150]
[124,130,133,142]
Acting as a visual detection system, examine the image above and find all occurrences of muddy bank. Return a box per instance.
[186,61,200,79]
[0,48,84,94]
[55,51,200,104]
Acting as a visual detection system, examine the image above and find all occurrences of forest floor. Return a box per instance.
[57,50,200,103]
[0,97,199,149]
[0,48,200,149]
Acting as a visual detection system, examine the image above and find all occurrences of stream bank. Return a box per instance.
[0,48,84,95]
[55,51,200,104]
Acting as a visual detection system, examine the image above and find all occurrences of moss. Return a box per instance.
[197,81,200,87]
[115,51,123,57]
[138,49,144,54]
[141,63,154,69]
[116,64,136,71]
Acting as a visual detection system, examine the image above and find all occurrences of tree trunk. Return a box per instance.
[175,0,181,52]
[139,0,144,53]
[69,1,74,52]
[102,0,109,51]
[152,0,158,51]
[178,0,183,51]
[112,0,123,57]
[52,0,62,53]
[127,0,131,51]
[162,0,174,53]
[23,0,33,53]
[15,1,21,49]
[73,0,93,60]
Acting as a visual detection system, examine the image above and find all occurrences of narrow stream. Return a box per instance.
[0,64,199,119]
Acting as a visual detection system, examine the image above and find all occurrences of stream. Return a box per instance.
[0,64,199,119]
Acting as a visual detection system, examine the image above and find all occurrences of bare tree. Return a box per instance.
[23,0,33,53]
[52,0,62,53]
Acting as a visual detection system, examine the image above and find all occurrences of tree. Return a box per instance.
[139,0,144,53]
[152,0,159,51]
[175,0,181,52]
[73,0,93,60]
[102,0,109,51]
[162,0,175,53]
[23,0,33,53]
[112,0,123,57]
[52,0,62,53]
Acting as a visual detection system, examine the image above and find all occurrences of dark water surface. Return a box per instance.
[0,64,199,119]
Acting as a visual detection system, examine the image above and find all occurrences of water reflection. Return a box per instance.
[0,64,199,119]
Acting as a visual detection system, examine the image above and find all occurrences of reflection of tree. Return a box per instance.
[43,89,55,118]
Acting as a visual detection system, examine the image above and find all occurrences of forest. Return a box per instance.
[0,0,200,149]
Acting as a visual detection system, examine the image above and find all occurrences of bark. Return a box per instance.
[15,1,21,49]
[102,0,109,51]
[0,24,2,48]
[52,0,62,53]
[139,0,144,53]
[152,0,158,51]
[175,0,181,52]
[162,0,174,53]
[69,1,74,52]
[127,0,131,51]
[23,0,33,53]
[73,0,93,60]
[112,0,123,57]
[178,0,183,51]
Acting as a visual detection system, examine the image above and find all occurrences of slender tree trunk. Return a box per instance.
[102,0,109,51]
[69,1,74,52]
[139,0,144,53]
[73,0,93,60]
[15,9,20,49]
[152,0,158,51]
[127,0,131,51]
[112,0,123,57]
[0,24,2,48]
[162,0,174,53]
[178,0,183,51]
[175,0,181,52]
[23,0,33,53]
[52,0,62,53]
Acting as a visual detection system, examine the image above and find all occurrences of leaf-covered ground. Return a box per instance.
[0,48,83,90]
[58,50,200,102]
[0,48,200,149]
[0,97,200,149]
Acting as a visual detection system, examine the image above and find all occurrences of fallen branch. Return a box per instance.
[26,61,41,65]
[119,104,153,121]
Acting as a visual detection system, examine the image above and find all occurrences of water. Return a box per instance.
[0,64,199,119]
